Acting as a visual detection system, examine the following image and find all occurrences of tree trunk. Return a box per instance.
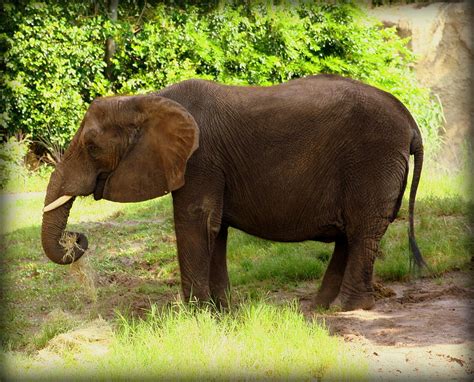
[105,0,119,81]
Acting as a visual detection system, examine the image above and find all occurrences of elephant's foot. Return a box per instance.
[182,282,211,306]
[312,292,336,310]
[183,287,230,311]
[340,292,375,311]
[210,293,230,311]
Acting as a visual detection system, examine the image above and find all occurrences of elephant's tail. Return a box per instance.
[408,130,427,269]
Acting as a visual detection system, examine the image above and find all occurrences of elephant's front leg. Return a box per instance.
[209,226,230,308]
[173,198,223,303]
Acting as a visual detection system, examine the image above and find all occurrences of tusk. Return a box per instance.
[43,195,73,212]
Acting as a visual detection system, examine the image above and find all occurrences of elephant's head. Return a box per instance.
[41,95,199,264]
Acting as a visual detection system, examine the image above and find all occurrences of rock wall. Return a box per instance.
[367,1,473,167]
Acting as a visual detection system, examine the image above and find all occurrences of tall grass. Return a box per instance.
[2,302,367,380]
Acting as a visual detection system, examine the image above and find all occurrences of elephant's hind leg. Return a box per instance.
[338,237,379,311]
[209,226,230,309]
[312,237,348,309]
[339,220,390,311]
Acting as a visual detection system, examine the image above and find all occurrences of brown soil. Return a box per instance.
[299,271,474,380]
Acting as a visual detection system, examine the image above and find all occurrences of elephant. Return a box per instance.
[41,74,425,311]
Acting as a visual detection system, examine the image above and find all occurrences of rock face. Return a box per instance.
[368,1,473,167]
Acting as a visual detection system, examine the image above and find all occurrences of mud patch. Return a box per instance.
[92,270,179,319]
[313,271,474,380]
[373,281,397,300]
[398,284,474,304]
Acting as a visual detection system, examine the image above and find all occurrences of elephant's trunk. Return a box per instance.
[41,171,88,265]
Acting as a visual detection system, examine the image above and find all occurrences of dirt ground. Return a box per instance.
[300,271,474,381]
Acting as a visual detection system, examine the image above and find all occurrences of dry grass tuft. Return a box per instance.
[59,231,80,264]
[39,318,112,357]
[70,256,97,302]
[59,231,97,302]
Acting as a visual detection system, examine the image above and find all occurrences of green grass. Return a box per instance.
[0,163,471,379]
[228,234,330,286]
[1,302,367,381]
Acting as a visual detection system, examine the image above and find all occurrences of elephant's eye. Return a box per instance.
[87,143,101,157]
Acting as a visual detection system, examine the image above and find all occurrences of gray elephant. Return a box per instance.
[41,74,425,311]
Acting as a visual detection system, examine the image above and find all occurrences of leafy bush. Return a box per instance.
[0,135,30,188]
[1,2,111,147]
[1,1,443,158]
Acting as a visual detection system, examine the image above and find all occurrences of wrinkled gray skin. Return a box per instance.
[42,74,425,311]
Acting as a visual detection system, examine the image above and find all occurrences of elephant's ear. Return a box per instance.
[103,95,199,202]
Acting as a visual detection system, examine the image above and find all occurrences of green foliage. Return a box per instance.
[1,2,112,147]
[2,1,443,157]
[371,0,430,6]
[0,135,30,188]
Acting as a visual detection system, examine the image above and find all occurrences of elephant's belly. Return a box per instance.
[222,168,344,243]
[223,202,344,243]
[227,219,342,243]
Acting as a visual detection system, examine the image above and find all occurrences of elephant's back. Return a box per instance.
[215,75,414,141]
[214,74,414,176]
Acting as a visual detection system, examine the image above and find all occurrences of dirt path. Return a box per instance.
[0,191,45,202]
[306,271,474,380]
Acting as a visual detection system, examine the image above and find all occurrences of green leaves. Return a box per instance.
[0,135,30,188]
[1,3,113,147]
[2,2,443,157]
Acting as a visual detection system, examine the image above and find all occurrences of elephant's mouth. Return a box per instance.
[93,172,110,200]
